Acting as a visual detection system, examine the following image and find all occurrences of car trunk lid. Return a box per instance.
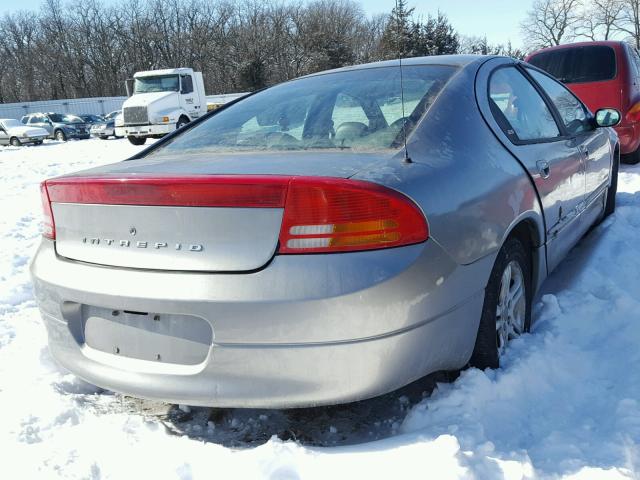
[45,151,393,272]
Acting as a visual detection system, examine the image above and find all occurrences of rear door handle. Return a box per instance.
[537,160,550,179]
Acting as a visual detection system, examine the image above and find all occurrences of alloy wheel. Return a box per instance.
[496,260,526,357]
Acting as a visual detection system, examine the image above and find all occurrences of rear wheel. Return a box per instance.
[127,136,147,146]
[469,237,532,369]
[622,145,640,164]
[55,129,67,142]
[10,137,21,147]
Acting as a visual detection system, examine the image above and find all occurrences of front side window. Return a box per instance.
[134,75,180,94]
[147,65,457,155]
[489,67,561,142]
[528,69,592,135]
[29,116,42,124]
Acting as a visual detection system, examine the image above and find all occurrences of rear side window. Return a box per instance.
[489,67,561,142]
[528,45,616,84]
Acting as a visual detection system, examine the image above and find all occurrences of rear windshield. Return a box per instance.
[148,65,457,155]
[528,45,616,84]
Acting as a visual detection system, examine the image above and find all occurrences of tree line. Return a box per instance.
[521,0,640,49]
[0,0,526,103]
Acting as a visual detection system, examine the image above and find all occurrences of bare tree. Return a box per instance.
[579,0,624,40]
[617,0,640,48]
[521,0,583,49]
[0,0,460,103]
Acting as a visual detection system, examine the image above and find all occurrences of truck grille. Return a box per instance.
[123,106,148,125]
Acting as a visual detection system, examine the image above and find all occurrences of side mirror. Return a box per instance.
[594,108,621,128]
[125,78,134,97]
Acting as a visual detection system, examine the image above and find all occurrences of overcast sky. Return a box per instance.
[0,0,532,47]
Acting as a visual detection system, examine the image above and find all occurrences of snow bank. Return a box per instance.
[0,139,638,479]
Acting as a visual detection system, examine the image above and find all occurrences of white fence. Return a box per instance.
[0,92,249,120]
[0,96,127,120]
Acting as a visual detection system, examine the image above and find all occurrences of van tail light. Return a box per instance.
[278,177,428,253]
[40,182,55,240]
[626,101,640,123]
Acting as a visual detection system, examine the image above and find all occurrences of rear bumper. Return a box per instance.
[31,239,489,408]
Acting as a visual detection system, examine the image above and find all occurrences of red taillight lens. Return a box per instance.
[40,182,55,239]
[626,102,640,123]
[44,176,289,207]
[278,177,428,253]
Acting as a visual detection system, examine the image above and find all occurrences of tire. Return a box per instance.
[603,150,619,219]
[621,144,640,164]
[99,136,108,140]
[34,140,43,145]
[55,129,67,142]
[127,136,147,146]
[10,137,21,147]
[176,117,189,130]
[469,237,532,370]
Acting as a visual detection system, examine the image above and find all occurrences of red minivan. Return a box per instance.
[526,41,640,163]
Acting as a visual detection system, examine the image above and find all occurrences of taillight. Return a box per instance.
[44,176,289,207]
[278,177,428,253]
[40,182,55,239]
[40,174,428,253]
[626,101,640,123]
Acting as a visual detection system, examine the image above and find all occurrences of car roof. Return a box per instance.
[301,54,502,79]
[527,40,624,57]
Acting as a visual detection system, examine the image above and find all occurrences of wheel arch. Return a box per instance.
[501,213,546,296]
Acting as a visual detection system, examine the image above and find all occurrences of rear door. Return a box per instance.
[526,67,611,210]
[478,60,586,272]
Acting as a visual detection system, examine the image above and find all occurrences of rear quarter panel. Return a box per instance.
[354,60,545,272]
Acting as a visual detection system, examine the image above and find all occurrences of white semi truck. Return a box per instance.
[120,67,207,145]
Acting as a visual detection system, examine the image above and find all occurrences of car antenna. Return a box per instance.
[396,0,412,163]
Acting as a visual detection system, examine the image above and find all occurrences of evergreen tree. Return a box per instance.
[379,0,414,58]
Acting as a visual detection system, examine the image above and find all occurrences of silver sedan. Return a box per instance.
[31,55,620,408]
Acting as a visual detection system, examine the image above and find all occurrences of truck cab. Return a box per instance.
[122,67,206,145]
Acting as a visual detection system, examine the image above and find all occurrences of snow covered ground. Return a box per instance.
[0,138,639,479]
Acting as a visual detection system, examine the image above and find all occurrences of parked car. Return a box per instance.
[77,114,105,125]
[90,118,116,139]
[526,41,640,163]
[21,113,90,141]
[32,55,620,408]
[104,110,120,121]
[0,118,48,146]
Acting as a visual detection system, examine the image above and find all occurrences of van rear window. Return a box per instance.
[528,45,616,84]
